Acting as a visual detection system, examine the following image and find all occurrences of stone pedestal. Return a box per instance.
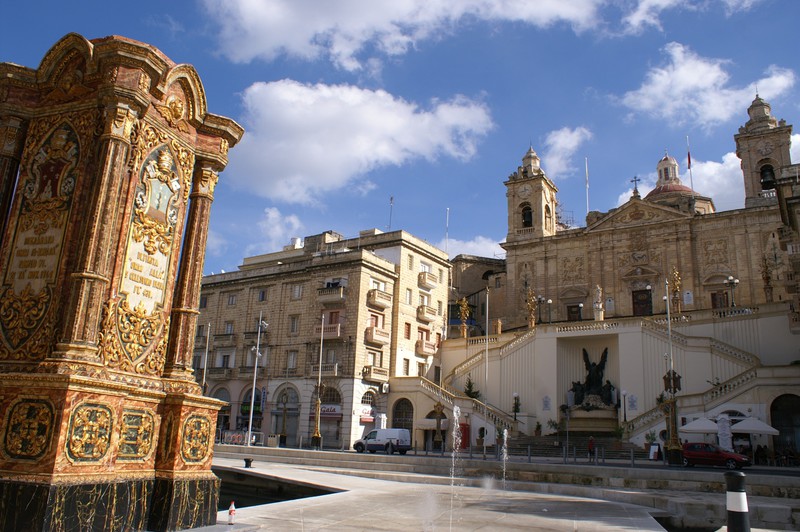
[0,34,243,531]
[593,306,605,321]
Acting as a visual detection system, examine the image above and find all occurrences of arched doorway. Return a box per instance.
[771,394,800,452]
[212,388,231,435]
[273,386,300,447]
[392,398,414,432]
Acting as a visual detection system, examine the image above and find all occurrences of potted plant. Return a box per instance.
[534,421,542,437]
[645,430,657,450]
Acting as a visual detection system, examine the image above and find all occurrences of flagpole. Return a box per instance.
[585,156,590,221]
[686,136,695,198]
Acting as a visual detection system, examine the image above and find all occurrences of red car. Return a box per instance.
[682,442,751,469]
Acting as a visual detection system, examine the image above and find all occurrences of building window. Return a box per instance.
[495,277,501,288]
[227,294,237,306]
[407,255,414,270]
[368,350,382,367]
[545,205,552,232]
[329,310,340,325]
[289,315,300,334]
[361,392,375,405]
[326,348,336,364]
[290,284,303,300]
[371,278,385,291]
[405,288,413,305]
[287,350,297,369]
[369,313,383,328]
[420,261,431,273]
[417,328,430,342]
[258,289,267,302]
[437,301,443,316]
[521,205,533,228]
[403,359,410,376]
[221,354,230,368]
[224,322,234,334]
[404,323,411,340]
[419,293,430,307]
[196,324,204,337]
[199,296,207,309]
[418,362,425,376]
[438,268,444,283]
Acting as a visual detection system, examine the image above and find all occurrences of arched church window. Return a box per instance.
[544,205,552,231]
[521,205,532,228]
[760,165,776,190]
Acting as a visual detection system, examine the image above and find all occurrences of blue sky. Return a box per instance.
[3,0,799,274]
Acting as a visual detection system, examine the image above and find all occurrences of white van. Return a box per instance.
[353,428,411,455]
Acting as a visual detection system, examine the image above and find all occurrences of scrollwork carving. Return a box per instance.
[67,403,113,462]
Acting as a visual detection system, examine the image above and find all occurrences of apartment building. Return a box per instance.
[195,228,450,448]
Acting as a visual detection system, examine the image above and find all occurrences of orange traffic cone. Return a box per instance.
[228,501,236,525]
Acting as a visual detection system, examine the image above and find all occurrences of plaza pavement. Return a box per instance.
[186,448,799,531]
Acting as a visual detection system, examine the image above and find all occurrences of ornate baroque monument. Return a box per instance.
[0,34,243,530]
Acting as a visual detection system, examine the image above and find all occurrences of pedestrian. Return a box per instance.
[588,436,594,461]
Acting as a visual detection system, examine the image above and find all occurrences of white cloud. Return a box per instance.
[205,229,228,258]
[203,0,603,71]
[622,0,765,34]
[228,80,493,204]
[243,207,305,258]
[542,126,593,179]
[622,43,795,128]
[438,235,505,260]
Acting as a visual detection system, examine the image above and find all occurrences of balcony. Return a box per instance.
[362,365,389,383]
[310,362,338,377]
[418,271,437,289]
[367,289,393,309]
[237,367,267,378]
[207,367,232,378]
[365,326,390,345]
[318,286,346,303]
[416,305,437,323]
[213,333,235,346]
[415,339,437,356]
[313,322,342,339]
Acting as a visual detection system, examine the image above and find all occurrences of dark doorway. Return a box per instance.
[771,394,800,452]
[567,304,583,321]
[711,291,729,309]
[632,290,653,316]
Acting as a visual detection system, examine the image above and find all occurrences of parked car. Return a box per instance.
[681,442,751,469]
[353,428,411,455]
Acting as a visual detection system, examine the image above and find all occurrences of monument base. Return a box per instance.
[567,407,618,433]
[0,475,219,532]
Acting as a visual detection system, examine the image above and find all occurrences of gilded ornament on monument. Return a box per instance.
[181,415,212,463]
[118,409,155,460]
[155,95,190,133]
[3,399,54,460]
[66,403,113,462]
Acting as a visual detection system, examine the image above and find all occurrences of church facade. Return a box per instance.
[437,96,799,454]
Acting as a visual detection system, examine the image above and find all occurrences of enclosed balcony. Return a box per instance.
[367,288,392,309]
[415,339,437,356]
[418,271,437,289]
[314,322,342,339]
[365,326,391,345]
[318,285,346,303]
[416,305,437,323]
[362,365,389,383]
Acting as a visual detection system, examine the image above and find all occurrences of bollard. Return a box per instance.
[630,448,635,467]
[527,445,531,463]
[243,458,253,468]
[725,471,750,532]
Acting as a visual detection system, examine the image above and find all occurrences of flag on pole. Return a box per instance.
[687,150,691,170]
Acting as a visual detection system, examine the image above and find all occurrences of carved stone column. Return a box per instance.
[163,164,218,387]
[55,105,138,359]
[0,116,27,244]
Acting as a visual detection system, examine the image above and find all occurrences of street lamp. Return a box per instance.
[578,303,583,321]
[646,284,653,315]
[724,275,740,307]
[663,276,682,465]
[312,313,325,450]
[537,296,545,324]
[621,390,628,422]
[547,299,553,324]
[512,392,520,421]
[247,312,268,447]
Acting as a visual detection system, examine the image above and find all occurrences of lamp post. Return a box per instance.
[578,303,583,321]
[512,392,520,421]
[547,299,552,324]
[537,296,545,324]
[247,312,268,447]
[621,390,628,422]
[724,275,740,307]
[311,313,325,450]
[280,392,288,447]
[663,277,682,465]
[646,284,653,315]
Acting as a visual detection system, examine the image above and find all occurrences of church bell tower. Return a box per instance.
[504,147,559,241]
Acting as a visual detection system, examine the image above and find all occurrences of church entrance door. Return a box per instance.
[632,290,652,316]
